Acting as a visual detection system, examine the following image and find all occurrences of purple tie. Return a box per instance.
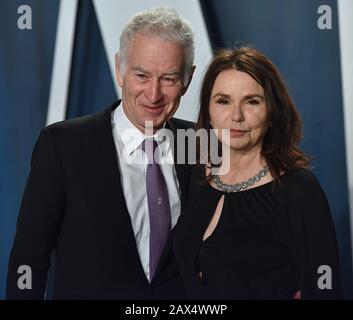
[142,138,171,281]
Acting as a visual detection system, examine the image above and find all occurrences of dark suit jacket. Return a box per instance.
[6,101,194,299]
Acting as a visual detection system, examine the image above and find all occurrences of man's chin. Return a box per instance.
[137,120,164,135]
[142,116,166,127]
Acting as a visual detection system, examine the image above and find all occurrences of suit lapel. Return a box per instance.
[93,101,150,286]
[93,105,192,285]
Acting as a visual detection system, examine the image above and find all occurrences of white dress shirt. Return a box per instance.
[111,103,181,282]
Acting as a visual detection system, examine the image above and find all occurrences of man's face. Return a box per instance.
[116,34,192,133]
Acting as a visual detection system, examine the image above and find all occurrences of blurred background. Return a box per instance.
[0,0,352,299]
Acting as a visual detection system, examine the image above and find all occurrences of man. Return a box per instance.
[6,7,195,299]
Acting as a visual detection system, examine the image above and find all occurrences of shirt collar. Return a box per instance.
[114,102,168,156]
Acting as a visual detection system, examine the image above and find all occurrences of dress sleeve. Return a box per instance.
[286,170,343,299]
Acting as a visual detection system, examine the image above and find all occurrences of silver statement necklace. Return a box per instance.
[213,165,270,193]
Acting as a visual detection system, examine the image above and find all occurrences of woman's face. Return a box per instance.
[209,69,269,153]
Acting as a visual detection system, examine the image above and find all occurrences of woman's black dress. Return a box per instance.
[173,169,342,299]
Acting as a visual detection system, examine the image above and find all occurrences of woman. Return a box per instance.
[173,47,343,299]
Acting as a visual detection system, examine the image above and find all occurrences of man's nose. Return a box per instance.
[145,78,162,103]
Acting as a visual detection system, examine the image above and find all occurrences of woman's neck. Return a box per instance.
[217,146,266,180]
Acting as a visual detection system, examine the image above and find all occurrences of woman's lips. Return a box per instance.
[230,129,249,137]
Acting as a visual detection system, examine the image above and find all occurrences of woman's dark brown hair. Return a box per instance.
[196,47,310,182]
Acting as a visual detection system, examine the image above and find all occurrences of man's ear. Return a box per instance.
[115,53,124,87]
[181,65,196,96]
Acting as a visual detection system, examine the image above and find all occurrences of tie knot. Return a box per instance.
[141,138,158,163]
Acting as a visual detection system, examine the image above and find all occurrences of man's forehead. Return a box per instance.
[126,34,185,59]
[122,39,186,77]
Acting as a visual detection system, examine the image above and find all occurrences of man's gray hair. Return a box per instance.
[118,7,195,85]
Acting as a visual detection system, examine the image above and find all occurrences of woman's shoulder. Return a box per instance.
[282,168,321,189]
[280,168,328,202]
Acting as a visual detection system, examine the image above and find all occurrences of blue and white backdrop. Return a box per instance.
[0,0,352,299]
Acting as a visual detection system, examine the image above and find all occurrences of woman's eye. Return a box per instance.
[216,99,229,105]
[246,99,259,105]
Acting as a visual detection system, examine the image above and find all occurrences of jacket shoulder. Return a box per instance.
[48,108,104,131]
[169,117,195,130]
[47,113,95,133]
[45,102,115,142]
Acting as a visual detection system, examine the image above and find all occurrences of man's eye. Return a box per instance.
[162,77,177,84]
[136,74,147,80]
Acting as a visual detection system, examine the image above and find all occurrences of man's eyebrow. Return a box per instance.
[131,67,181,79]
[131,66,150,74]
[162,71,181,77]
